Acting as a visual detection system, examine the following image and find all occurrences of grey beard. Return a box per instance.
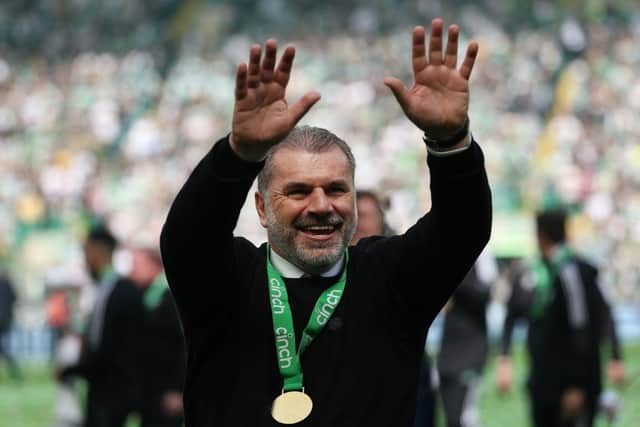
[265,207,355,273]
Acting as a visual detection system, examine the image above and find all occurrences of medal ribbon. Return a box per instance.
[266,246,348,392]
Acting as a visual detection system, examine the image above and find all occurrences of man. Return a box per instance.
[161,18,491,426]
[60,226,143,427]
[129,247,186,427]
[351,190,394,245]
[498,210,625,427]
[351,190,436,427]
[437,250,497,427]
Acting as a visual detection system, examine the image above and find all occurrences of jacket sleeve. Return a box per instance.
[160,136,264,331]
[594,273,622,361]
[360,140,492,333]
[162,290,187,391]
[604,309,622,361]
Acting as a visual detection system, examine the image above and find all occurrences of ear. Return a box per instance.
[255,191,268,228]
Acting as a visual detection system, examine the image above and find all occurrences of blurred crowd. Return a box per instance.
[0,0,639,333]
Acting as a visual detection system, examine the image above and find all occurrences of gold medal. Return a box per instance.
[271,390,313,424]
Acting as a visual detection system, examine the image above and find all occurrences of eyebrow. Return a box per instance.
[281,180,351,193]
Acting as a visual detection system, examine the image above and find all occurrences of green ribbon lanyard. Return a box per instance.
[530,245,574,318]
[144,272,168,311]
[266,245,348,392]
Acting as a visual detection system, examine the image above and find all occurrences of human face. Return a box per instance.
[83,241,103,281]
[351,196,384,245]
[130,250,162,288]
[255,147,356,275]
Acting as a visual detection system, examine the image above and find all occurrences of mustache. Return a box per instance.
[294,214,344,228]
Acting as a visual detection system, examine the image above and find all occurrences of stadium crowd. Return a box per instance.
[0,1,638,426]
[1,1,639,314]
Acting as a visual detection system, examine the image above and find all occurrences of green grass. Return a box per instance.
[1,345,639,427]
[0,363,56,427]
[476,344,640,427]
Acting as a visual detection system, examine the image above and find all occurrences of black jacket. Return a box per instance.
[161,136,491,427]
[502,257,621,403]
[64,277,143,405]
[137,286,186,401]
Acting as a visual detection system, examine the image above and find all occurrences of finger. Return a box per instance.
[383,77,410,110]
[274,45,295,88]
[261,39,278,84]
[288,91,321,125]
[247,44,261,89]
[460,41,479,80]
[444,25,459,69]
[235,62,248,100]
[412,26,427,74]
[428,18,444,65]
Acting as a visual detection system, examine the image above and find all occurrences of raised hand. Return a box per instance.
[384,19,478,140]
[230,39,321,161]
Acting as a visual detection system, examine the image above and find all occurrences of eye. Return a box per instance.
[326,184,348,195]
[285,186,311,199]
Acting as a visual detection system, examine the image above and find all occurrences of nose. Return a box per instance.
[307,188,332,214]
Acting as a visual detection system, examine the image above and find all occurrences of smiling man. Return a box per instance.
[161,18,491,427]
[255,127,357,277]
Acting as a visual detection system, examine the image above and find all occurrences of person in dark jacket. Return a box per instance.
[437,250,497,427]
[0,271,20,381]
[60,226,143,427]
[498,210,625,427]
[130,247,186,427]
[161,19,491,426]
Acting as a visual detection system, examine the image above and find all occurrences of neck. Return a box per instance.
[542,242,566,261]
[96,263,114,281]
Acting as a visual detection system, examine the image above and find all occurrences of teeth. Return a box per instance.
[305,226,333,231]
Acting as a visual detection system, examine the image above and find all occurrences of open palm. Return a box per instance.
[231,40,320,161]
[385,20,478,140]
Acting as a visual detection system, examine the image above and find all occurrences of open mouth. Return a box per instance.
[297,224,341,241]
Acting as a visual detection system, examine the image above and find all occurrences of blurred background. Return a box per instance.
[0,0,638,426]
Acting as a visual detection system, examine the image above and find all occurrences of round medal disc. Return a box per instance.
[271,391,313,424]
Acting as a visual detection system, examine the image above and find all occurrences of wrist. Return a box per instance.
[423,116,470,150]
[229,133,268,162]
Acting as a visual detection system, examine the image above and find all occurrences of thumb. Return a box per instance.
[384,77,410,110]
[288,91,321,126]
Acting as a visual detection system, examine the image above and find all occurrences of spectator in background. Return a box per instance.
[351,190,394,245]
[497,210,625,427]
[437,249,497,427]
[129,247,186,427]
[351,190,436,427]
[0,270,20,381]
[60,226,143,427]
